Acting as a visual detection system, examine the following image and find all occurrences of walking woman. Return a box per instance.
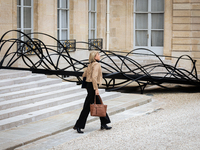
[73,51,112,133]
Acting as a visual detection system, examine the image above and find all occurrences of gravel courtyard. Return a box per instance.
[52,86,200,150]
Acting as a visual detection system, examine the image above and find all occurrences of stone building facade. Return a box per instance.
[0,0,200,75]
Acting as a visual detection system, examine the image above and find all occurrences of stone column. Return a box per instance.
[163,0,172,57]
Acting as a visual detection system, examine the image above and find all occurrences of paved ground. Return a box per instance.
[2,85,200,150]
[15,99,162,150]
[0,93,152,150]
[49,86,200,150]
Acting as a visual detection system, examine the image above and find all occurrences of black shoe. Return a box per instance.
[101,124,112,130]
[73,127,84,133]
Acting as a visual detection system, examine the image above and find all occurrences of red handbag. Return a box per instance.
[90,95,107,117]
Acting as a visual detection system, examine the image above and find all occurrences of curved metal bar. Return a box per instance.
[0,30,200,93]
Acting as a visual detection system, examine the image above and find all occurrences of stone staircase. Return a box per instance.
[0,69,121,131]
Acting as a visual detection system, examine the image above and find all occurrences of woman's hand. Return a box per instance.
[95,89,99,95]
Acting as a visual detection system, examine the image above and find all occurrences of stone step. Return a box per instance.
[0,69,121,132]
[0,74,47,87]
[0,93,153,150]
[0,89,108,120]
[0,78,62,94]
[0,70,32,80]
[0,83,80,110]
[0,91,121,131]
[0,91,86,120]
[0,82,72,102]
[0,69,24,74]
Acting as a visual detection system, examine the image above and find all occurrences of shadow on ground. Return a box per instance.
[105,84,200,95]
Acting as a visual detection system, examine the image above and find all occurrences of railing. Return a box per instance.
[57,39,76,52]
[0,30,200,93]
[17,40,42,55]
[88,38,103,50]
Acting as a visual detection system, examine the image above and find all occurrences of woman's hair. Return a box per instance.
[89,51,99,63]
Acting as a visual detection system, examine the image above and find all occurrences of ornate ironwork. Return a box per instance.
[88,38,103,50]
[17,39,43,55]
[0,30,200,93]
[57,39,76,52]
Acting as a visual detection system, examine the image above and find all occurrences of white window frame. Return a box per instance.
[17,0,34,40]
[133,0,164,55]
[88,0,97,39]
[57,0,69,40]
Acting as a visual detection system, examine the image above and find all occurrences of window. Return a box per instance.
[57,0,69,41]
[88,0,97,39]
[17,0,33,41]
[134,0,164,55]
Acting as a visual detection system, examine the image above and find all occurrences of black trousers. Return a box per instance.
[74,82,111,129]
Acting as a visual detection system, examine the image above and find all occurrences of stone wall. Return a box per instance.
[70,0,88,42]
[0,0,17,66]
[172,0,200,75]
[109,0,133,52]
[34,0,57,46]
[0,0,199,76]
[97,0,106,49]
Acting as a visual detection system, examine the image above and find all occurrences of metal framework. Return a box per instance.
[0,30,200,93]
[17,40,42,55]
[57,39,76,52]
[88,38,103,50]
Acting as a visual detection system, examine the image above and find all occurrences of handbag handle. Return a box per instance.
[94,95,104,104]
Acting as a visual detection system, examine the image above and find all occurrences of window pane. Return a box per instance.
[57,0,69,41]
[17,31,21,39]
[17,0,21,5]
[24,30,31,41]
[135,30,148,46]
[151,31,163,46]
[151,0,164,11]
[61,0,68,8]
[136,0,148,12]
[61,30,68,40]
[91,0,95,11]
[91,12,95,28]
[24,7,31,28]
[57,30,60,40]
[24,0,31,6]
[61,10,68,28]
[89,0,96,39]
[57,0,60,8]
[151,14,164,29]
[17,7,21,28]
[57,10,60,28]
[135,14,148,29]
[91,30,95,39]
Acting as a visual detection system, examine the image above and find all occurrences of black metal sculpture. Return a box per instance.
[0,30,199,93]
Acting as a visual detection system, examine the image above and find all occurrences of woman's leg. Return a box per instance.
[74,83,94,129]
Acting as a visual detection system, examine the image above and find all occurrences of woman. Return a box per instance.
[73,51,112,133]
